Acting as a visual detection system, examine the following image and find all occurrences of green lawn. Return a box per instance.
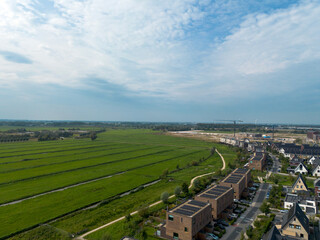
[1,129,236,239]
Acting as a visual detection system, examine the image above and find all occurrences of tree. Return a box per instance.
[136,229,148,240]
[273,175,279,185]
[161,169,169,179]
[193,179,201,189]
[161,191,169,203]
[182,182,189,195]
[211,147,216,155]
[174,186,181,197]
[90,132,97,140]
[260,200,270,215]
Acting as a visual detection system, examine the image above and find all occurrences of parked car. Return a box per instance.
[206,233,219,240]
[248,187,257,191]
[280,209,288,213]
[253,183,260,187]
[240,199,251,205]
[218,219,229,227]
[234,209,242,214]
[229,213,238,218]
[233,198,239,203]
[217,224,225,230]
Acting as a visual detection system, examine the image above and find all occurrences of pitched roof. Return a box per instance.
[282,203,309,233]
[314,178,320,187]
[312,164,320,173]
[294,162,308,172]
[292,174,308,189]
[262,226,282,240]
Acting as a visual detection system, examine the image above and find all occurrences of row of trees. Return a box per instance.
[0,135,30,142]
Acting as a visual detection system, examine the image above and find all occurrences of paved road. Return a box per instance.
[269,153,280,173]
[221,183,269,240]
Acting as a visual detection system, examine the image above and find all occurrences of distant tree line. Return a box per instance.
[0,134,30,142]
[36,130,73,141]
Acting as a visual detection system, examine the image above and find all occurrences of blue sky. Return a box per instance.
[0,0,319,124]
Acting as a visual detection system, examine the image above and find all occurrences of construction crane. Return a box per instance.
[216,120,243,137]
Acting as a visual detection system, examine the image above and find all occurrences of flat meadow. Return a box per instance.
[0,129,237,239]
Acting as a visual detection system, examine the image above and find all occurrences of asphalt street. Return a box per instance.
[221,183,269,240]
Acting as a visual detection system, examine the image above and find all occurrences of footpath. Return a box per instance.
[78,149,226,239]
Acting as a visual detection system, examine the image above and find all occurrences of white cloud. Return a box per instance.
[0,0,319,104]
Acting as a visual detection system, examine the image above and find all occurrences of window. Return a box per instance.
[173,232,179,239]
[181,218,183,222]
[289,224,294,228]
[184,227,188,232]
[294,218,296,221]
[296,225,301,229]
[168,215,174,221]
[300,234,304,238]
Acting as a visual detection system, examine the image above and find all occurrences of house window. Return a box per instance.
[181,218,183,222]
[173,232,179,239]
[168,215,174,221]
[289,224,294,228]
[184,227,188,232]
[300,234,304,238]
[296,225,301,229]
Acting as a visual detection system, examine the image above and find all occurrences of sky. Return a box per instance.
[0,0,320,124]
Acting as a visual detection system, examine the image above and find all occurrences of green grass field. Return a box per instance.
[0,129,237,239]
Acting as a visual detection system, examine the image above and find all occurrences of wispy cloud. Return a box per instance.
[0,0,319,122]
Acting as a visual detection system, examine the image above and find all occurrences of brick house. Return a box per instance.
[219,172,246,200]
[195,185,234,219]
[163,200,212,240]
[248,152,266,171]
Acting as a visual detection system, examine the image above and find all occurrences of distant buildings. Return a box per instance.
[272,142,320,158]
[307,131,320,143]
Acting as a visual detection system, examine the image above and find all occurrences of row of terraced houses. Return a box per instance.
[159,168,251,240]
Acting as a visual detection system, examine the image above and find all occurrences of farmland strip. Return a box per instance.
[0,145,155,173]
[0,148,177,186]
[0,149,203,204]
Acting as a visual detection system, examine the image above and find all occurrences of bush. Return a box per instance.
[160,192,169,203]
[138,205,149,218]
[174,186,181,197]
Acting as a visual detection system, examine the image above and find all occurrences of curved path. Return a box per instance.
[78,148,226,240]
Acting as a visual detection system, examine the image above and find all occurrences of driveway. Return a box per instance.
[221,183,269,240]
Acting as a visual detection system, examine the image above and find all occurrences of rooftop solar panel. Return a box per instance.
[188,200,207,207]
[173,208,194,216]
[234,168,248,173]
[214,185,230,190]
[181,205,200,213]
[201,193,218,199]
